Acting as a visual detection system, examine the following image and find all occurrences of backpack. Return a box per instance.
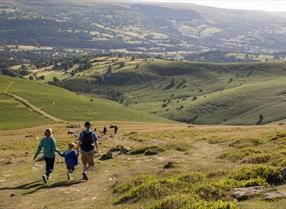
[80,131,94,152]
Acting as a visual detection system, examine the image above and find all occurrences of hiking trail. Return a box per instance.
[4,82,66,123]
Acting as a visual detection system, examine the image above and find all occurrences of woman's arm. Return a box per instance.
[52,138,61,153]
[33,139,43,160]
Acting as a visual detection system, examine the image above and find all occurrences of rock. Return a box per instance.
[10,193,15,198]
[109,146,121,152]
[25,152,29,155]
[144,150,159,156]
[99,151,113,161]
[163,162,175,169]
[233,186,271,200]
[264,191,286,200]
[109,145,130,154]
[281,167,286,180]
[119,146,130,154]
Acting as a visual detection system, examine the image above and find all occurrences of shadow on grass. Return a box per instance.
[0,180,84,195]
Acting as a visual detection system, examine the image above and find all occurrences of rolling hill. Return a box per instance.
[0,75,170,130]
[49,57,286,125]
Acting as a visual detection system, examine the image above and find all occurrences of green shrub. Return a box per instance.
[149,194,238,209]
[228,138,263,148]
[232,165,284,185]
[241,154,271,164]
[176,172,206,184]
[113,175,155,194]
[219,148,262,162]
[194,181,232,201]
[115,172,206,203]
[118,178,181,203]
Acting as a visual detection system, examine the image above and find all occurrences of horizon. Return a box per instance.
[131,0,286,12]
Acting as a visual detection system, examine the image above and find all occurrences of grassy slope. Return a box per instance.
[0,94,49,130]
[99,60,286,125]
[22,58,286,125]
[0,122,285,209]
[0,76,170,130]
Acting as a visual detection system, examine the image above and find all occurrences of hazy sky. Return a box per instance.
[133,0,286,12]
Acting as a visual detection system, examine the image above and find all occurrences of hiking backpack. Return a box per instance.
[80,131,94,152]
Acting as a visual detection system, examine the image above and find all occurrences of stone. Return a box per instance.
[144,150,159,156]
[233,186,271,200]
[264,191,286,200]
[163,162,175,169]
[109,145,130,154]
[10,193,15,198]
[99,151,113,161]
[119,146,130,154]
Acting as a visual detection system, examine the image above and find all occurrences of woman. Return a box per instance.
[33,128,59,183]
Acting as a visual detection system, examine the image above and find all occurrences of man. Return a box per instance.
[78,121,99,181]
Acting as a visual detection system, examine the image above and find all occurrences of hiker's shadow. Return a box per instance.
[0,180,43,190]
[0,180,83,195]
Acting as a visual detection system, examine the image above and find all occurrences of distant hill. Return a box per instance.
[0,75,170,130]
[49,57,286,125]
[0,0,286,58]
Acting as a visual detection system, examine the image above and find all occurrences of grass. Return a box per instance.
[1,123,286,208]
[0,75,170,130]
[42,57,286,125]
[0,94,50,130]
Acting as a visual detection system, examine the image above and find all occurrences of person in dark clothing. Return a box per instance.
[110,124,119,135]
[78,121,99,181]
[114,125,118,134]
[58,142,79,181]
[33,128,60,184]
[103,126,107,135]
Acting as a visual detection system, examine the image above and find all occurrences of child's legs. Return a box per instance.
[45,157,55,176]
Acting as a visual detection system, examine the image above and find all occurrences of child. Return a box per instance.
[33,128,59,184]
[58,142,79,181]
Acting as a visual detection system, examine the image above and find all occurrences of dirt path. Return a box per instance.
[4,81,66,123]
[5,92,66,123]
[5,81,14,93]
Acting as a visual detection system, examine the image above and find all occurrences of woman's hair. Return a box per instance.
[44,128,53,137]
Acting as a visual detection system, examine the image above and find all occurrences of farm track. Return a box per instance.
[5,92,66,123]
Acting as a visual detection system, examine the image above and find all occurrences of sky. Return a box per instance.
[132,0,286,12]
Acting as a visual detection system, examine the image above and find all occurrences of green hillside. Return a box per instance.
[0,76,170,130]
[51,59,286,125]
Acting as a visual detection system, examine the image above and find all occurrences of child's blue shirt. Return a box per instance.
[59,150,78,168]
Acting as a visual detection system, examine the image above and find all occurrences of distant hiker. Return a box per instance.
[114,125,118,134]
[103,126,107,135]
[110,124,119,135]
[58,142,79,181]
[33,128,60,184]
[78,121,99,181]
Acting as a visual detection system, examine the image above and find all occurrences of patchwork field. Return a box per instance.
[0,122,286,209]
